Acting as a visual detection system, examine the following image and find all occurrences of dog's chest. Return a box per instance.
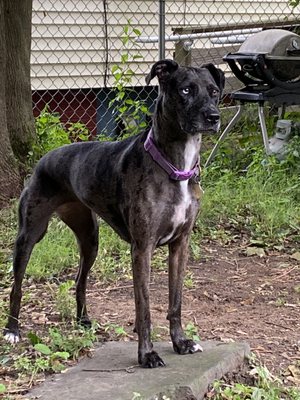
[158,140,198,245]
[158,181,192,245]
[173,180,191,223]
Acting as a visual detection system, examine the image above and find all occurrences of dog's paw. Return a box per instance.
[77,316,92,329]
[173,339,203,355]
[3,329,20,344]
[139,351,166,368]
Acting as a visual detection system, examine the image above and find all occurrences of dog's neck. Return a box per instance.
[151,110,201,172]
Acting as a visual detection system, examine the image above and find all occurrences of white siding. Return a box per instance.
[31,0,300,90]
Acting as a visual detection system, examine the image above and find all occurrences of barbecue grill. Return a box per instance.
[205,29,300,165]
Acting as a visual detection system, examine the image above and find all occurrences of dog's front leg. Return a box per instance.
[168,235,202,354]
[131,243,165,368]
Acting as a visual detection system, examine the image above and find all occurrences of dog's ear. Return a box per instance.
[145,59,179,86]
[202,63,225,97]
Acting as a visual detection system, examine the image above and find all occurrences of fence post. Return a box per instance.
[158,0,165,60]
[174,40,192,66]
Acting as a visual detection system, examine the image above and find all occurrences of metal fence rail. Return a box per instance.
[31,0,300,138]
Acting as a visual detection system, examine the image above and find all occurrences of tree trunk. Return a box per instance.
[0,0,22,207]
[5,0,35,163]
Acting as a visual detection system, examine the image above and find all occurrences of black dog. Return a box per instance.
[4,59,224,368]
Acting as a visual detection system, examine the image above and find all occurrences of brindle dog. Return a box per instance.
[4,59,224,368]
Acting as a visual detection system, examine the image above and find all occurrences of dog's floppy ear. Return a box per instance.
[145,59,179,86]
[202,63,225,97]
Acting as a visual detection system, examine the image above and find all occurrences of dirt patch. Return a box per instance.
[87,242,300,379]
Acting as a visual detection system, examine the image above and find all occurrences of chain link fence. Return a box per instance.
[31,0,300,140]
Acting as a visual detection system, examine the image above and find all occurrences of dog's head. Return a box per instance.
[146,59,225,135]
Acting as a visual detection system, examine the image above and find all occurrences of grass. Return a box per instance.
[197,133,300,247]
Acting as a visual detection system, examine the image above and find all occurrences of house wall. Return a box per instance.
[31,0,300,90]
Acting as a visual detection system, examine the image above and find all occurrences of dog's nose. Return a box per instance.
[206,113,220,124]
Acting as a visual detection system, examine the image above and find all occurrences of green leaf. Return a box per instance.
[34,343,52,355]
[125,99,134,105]
[114,72,122,81]
[0,384,6,394]
[111,64,120,74]
[52,351,70,360]
[28,331,42,345]
[123,25,129,35]
[133,28,141,36]
[121,54,128,63]
[133,54,143,60]
[122,36,129,46]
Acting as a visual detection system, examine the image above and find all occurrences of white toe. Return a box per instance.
[193,343,203,352]
[4,332,20,344]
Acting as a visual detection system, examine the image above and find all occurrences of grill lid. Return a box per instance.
[225,29,300,83]
[238,29,300,57]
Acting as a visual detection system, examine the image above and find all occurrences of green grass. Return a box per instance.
[197,136,300,246]
[27,219,78,279]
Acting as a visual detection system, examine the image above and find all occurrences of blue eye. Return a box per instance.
[182,88,190,95]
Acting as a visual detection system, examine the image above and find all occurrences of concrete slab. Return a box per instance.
[27,341,250,400]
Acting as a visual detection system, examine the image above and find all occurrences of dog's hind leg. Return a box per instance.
[168,235,203,355]
[4,190,53,343]
[56,202,98,327]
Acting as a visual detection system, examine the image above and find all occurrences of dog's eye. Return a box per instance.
[182,88,190,95]
[212,89,219,97]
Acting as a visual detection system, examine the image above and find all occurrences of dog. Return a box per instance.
[4,59,224,368]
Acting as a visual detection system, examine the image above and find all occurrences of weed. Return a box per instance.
[184,322,201,342]
[184,271,195,289]
[212,360,300,399]
[55,280,76,320]
[104,323,129,339]
[11,323,99,383]
[275,297,286,307]
[109,20,151,138]
[48,324,98,359]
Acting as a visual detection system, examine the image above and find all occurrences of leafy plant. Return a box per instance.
[48,324,98,360]
[29,106,70,164]
[184,322,200,342]
[28,106,90,165]
[12,325,98,382]
[109,21,151,138]
[67,121,89,142]
[14,345,69,375]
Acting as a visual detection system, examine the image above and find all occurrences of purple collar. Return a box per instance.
[144,129,198,181]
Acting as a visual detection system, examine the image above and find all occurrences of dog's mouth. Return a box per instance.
[184,122,220,135]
